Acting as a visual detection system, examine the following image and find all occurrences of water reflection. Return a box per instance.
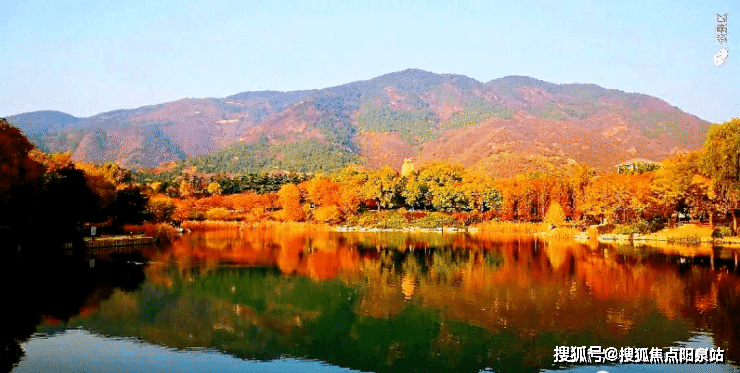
[0,248,150,372]
[8,230,740,372]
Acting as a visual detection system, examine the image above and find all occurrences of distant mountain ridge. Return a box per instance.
[6,69,712,176]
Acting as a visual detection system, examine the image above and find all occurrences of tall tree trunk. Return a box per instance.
[733,209,738,235]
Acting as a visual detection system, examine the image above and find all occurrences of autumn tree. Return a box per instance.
[580,172,656,225]
[147,195,176,223]
[519,176,549,221]
[228,192,260,212]
[109,184,150,226]
[361,167,401,210]
[278,183,305,221]
[456,173,502,214]
[567,165,595,221]
[172,198,197,221]
[580,173,630,224]
[76,162,133,218]
[0,119,47,250]
[416,162,467,211]
[177,167,204,197]
[650,151,713,225]
[303,176,342,208]
[0,120,45,222]
[544,201,566,226]
[495,178,523,221]
[331,165,370,208]
[401,174,426,210]
[686,174,718,225]
[702,118,740,233]
[300,176,358,222]
[28,151,99,242]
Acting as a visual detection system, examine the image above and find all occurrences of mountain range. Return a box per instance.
[6,69,712,177]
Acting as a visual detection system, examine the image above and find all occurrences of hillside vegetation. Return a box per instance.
[6,69,712,177]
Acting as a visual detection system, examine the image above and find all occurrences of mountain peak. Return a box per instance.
[369,69,481,91]
[487,75,558,91]
[7,110,79,125]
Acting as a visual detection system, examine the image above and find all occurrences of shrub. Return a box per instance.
[189,210,206,221]
[611,217,671,236]
[403,210,428,222]
[644,216,667,233]
[414,212,455,228]
[154,223,180,243]
[150,182,163,193]
[313,205,342,224]
[376,211,408,229]
[248,207,267,222]
[205,207,231,221]
[452,211,481,226]
[612,224,638,235]
[713,226,733,238]
[182,220,242,231]
[207,182,222,195]
[475,221,545,235]
[122,222,179,243]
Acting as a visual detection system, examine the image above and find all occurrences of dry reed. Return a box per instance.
[122,222,179,243]
[473,221,547,236]
[182,220,331,232]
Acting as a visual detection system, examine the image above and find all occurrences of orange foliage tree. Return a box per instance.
[580,172,656,225]
[278,183,305,222]
[300,176,357,222]
[303,176,342,207]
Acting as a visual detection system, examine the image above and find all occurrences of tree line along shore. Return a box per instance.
[3,117,740,251]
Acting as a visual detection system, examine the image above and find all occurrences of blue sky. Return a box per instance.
[1,0,737,123]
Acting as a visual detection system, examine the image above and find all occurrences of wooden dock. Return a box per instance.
[84,236,157,248]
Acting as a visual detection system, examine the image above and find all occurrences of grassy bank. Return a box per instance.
[181,220,331,232]
[180,210,574,237]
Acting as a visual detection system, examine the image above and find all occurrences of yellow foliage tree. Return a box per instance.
[150,182,163,194]
[544,201,566,226]
[207,182,222,195]
[147,195,175,223]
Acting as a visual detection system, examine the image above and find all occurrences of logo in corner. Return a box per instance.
[714,48,729,66]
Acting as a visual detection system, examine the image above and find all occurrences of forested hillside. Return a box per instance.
[7,69,712,176]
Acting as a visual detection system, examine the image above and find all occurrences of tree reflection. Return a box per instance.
[0,250,147,371]
[8,229,740,372]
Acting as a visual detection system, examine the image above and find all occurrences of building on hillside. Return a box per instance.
[401,158,415,177]
[615,158,660,174]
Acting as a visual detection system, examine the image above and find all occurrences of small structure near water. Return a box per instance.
[83,235,157,248]
[615,158,660,174]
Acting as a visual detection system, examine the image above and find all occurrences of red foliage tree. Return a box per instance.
[0,119,45,226]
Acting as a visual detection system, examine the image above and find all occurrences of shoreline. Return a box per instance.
[586,233,740,247]
[332,225,472,233]
[175,220,740,248]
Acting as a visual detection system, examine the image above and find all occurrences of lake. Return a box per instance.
[6,228,740,372]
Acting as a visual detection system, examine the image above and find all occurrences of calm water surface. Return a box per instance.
[6,229,740,372]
